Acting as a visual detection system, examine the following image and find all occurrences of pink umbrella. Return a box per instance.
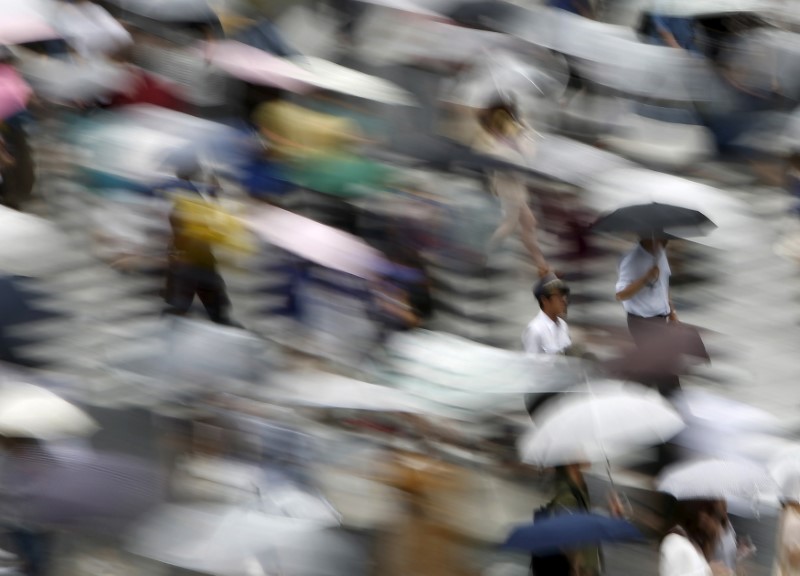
[0,65,32,120]
[244,206,388,279]
[203,40,314,92]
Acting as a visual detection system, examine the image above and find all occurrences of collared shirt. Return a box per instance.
[522,311,571,355]
[616,244,671,318]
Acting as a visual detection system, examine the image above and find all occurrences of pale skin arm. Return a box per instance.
[615,266,660,301]
[668,291,678,323]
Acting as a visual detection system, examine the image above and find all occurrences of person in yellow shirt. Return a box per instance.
[162,164,240,326]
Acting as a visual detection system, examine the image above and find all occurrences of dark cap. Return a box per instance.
[534,273,570,300]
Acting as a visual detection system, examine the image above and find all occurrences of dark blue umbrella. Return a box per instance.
[502,513,643,554]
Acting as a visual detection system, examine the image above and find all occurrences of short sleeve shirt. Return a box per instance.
[616,244,671,318]
[522,312,571,355]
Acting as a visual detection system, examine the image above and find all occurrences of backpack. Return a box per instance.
[530,484,589,576]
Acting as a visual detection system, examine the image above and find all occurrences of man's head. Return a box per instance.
[534,273,570,320]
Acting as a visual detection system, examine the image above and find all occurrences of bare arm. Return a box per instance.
[658,27,683,49]
[615,266,659,301]
[668,291,678,322]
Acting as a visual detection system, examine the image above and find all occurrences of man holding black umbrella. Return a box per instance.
[615,236,677,348]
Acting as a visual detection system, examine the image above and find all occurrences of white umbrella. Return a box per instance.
[265,370,453,416]
[353,0,445,16]
[769,446,800,502]
[657,459,777,500]
[518,382,685,467]
[355,12,513,66]
[15,54,136,104]
[443,50,570,107]
[286,56,417,106]
[126,503,335,575]
[649,0,769,17]
[386,330,588,395]
[529,134,634,187]
[675,389,781,433]
[49,1,132,58]
[0,206,75,276]
[568,36,727,102]
[506,7,727,102]
[70,104,249,184]
[0,382,98,440]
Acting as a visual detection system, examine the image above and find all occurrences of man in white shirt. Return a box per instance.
[615,237,677,348]
[522,274,571,419]
[522,273,571,355]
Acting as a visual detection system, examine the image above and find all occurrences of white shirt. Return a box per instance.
[522,311,571,355]
[660,533,712,576]
[616,244,671,318]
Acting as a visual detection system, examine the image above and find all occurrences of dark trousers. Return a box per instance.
[627,313,681,472]
[8,529,53,576]
[626,313,668,346]
[164,263,233,325]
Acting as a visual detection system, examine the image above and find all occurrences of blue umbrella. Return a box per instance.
[233,19,299,57]
[502,513,643,554]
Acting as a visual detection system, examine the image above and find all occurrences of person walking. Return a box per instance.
[473,100,550,275]
[522,273,571,356]
[161,165,239,327]
[532,464,624,576]
[615,237,677,349]
[660,501,734,576]
[522,274,571,419]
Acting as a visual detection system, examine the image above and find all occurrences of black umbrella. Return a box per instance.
[446,0,529,31]
[591,202,716,236]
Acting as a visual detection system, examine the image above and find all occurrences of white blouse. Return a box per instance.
[660,533,712,576]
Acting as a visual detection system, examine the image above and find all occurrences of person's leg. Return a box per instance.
[626,315,682,471]
[163,263,196,317]
[9,530,53,576]
[196,268,236,326]
[487,192,522,254]
[518,202,550,274]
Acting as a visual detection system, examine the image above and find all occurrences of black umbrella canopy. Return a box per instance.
[446,0,530,31]
[591,202,716,237]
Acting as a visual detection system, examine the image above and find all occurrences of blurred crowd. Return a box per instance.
[2,1,800,576]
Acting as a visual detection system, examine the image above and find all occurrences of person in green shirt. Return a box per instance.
[547,464,625,576]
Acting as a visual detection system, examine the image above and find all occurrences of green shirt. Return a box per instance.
[551,477,601,576]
